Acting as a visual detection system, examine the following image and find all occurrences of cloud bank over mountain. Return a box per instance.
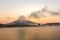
[29,7,47,18]
[17,6,60,20]
[9,6,60,24]
[29,7,60,18]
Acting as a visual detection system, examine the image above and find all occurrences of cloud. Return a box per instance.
[18,15,26,20]
[40,6,60,17]
[19,6,60,20]
[49,11,60,16]
[44,9,60,17]
[29,6,49,18]
[29,11,40,18]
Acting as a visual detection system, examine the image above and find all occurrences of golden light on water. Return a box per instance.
[0,27,60,40]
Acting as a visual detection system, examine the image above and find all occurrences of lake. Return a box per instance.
[0,26,60,40]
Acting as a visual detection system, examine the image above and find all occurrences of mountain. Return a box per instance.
[8,20,39,26]
[43,23,60,26]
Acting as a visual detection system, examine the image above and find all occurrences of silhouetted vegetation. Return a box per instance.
[42,23,60,26]
[0,23,40,28]
[0,22,60,27]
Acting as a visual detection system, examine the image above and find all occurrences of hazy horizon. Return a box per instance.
[0,0,60,24]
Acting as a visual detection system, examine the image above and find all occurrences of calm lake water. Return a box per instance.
[0,26,60,40]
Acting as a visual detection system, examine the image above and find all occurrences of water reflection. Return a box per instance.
[18,28,26,40]
[0,28,18,40]
[0,26,60,40]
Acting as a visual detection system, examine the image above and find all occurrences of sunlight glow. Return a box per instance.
[15,6,41,16]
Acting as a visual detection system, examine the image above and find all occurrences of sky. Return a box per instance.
[0,0,60,24]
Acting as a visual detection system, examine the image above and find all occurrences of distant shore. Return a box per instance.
[0,25,41,28]
[0,23,60,28]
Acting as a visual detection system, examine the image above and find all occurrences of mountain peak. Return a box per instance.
[8,19,38,26]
